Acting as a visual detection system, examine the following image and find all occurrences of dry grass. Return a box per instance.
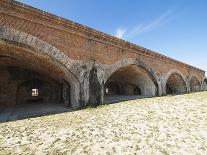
[0,92,207,155]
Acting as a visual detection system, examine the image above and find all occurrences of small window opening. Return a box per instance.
[105,88,109,94]
[32,88,38,97]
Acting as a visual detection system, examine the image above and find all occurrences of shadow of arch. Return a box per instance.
[164,69,188,95]
[0,26,80,109]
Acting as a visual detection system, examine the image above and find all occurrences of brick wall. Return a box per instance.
[0,0,206,108]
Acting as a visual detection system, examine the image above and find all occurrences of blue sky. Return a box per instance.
[17,0,207,75]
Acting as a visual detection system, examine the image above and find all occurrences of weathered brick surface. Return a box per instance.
[0,0,206,109]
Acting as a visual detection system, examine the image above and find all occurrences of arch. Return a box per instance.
[0,26,80,108]
[134,86,142,95]
[164,69,188,94]
[104,58,159,85]
[189,75,201,92]
[104,58,160,100]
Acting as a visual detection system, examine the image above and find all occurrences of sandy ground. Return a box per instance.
[0,92,207,155]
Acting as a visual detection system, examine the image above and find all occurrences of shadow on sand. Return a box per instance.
[1,92,200,123]
[0,103,73,123]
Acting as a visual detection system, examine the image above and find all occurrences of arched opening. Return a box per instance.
[203,79,207,91]
[104,64,157,103]
[166,72,187,95]
[0,26,80,110]
[190,76,201,92]
[0,67,71,106]
[14,71,71,106]
[0,37,78,121]
[134,86,142,95]
[0,54,72,108]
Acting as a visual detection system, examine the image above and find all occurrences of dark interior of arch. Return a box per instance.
[105,81,121,95]
[166,73,187,94]
[104,65,157,100]
[190,77,200,92]
[0,66,71,107]
[0,41,71,108]
[203,79,207,91]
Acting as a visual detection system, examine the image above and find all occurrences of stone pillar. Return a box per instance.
[160,74,166,96]
[161,83,166,96]
[100,81,104,105]
[186,77,191,93]
[88,65,102,107]
[158,84,162,96]
[79,70,90,108]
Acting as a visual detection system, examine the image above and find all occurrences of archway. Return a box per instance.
[15,71,71,106]
[0,26,80,109]
[190,76,201,92]
[0,26,80,111]
[0,48,72,108]
[165,71,187,95]
[104,63,158,103]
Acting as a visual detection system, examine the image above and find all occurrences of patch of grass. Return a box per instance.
[96,104,108,109]
[161,149,169,155]
[200,143,206,151]
[145,110,155,121]
[83,103,111,112]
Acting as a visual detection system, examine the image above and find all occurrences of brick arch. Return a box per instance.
[0,26,80,108]
[189,74,201,84]
[164,69,188,85]
[104,58,161,96]
[0,26,80,78]
[104,58,159,83]
[164,69,188,94]
[189,75,201,92]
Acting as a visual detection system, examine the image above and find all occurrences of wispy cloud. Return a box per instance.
[114,10,174,39]
[115,27,127,39]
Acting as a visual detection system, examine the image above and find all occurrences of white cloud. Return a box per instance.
[127,10,173,38]
[115,27,127,39]
[114,9,174,39]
